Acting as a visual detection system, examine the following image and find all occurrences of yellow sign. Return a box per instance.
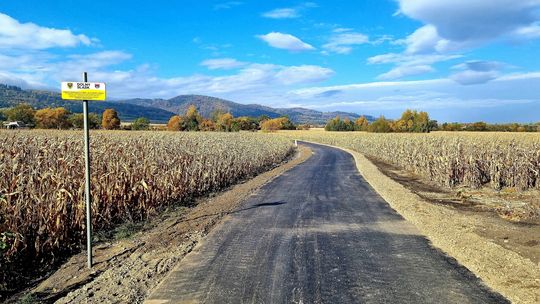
[61,82,106,101]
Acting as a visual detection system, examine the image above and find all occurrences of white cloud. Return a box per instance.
[257,32,315,51]
[450,60,504,85]
[0,13,93,49]
[323,32,369,54]
[0,48,334,100]
[368,53,460,80]
[397,0,540,53]
[377,65,434,80]
[368,53,460,65]
[513,23,540,39]
[275,65,334,85]
[200,58,247,70]
[287,72,540,123]
[214,1,243,10]
[450,70,499,85]
[262,8,299,19]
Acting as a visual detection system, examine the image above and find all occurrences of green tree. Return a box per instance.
[325,116,354,131]
[131,117,150,130]
[5,103,35,125]
[102,109,121,130]
[467,121,488,131]
[278,116,296,130]
[68,113,101,129]
[184,105,202,131]
[368,116,393,133]
[233,116,259,131]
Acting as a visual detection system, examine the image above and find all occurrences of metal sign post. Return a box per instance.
[82,72,93,268]
[61,73,106,269]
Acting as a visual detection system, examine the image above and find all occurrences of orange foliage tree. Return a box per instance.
[102,109,121,130]
[167,115,183,131]
[34,107,71,129]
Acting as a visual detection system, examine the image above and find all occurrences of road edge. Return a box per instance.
[300,141,539,304]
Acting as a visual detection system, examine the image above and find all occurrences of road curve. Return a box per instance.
[145,142,508,304]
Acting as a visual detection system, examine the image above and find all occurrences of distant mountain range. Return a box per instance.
[118,95,371,124]
[0,84,371,124]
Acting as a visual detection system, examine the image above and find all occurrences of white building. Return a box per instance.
[2,121,27,129]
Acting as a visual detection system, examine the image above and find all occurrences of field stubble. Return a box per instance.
[280,130,540,222]
[0,130,293,296]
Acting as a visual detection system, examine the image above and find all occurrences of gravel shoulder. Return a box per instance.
[11,146,312,304]
[303,141,540,304]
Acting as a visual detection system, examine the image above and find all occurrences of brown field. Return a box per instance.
[0,130,293,295]
[279,130,540,221]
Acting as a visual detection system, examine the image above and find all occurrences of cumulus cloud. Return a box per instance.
[257,32,315,51]
[397,0,540,53]
[262,8,299,19]
[0,13,93,49]
[323,31,369,54]
[200,58,247,70]
[0,48,334,100]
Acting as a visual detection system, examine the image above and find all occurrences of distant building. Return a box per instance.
[3,121,28,129]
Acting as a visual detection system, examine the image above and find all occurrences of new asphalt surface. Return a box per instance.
[145,142,508,304]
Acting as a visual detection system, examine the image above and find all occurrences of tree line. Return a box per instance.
[0,103,298,132]
[166,105,296,132]
[326,110,437,133]
[325,109,540,133]
[0,103,147,130]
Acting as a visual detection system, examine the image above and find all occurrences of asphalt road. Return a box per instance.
[145,142,508,304]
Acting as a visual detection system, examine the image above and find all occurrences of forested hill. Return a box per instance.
[0,85,370,124]
[0,84,175,123]
[119,95,371,124]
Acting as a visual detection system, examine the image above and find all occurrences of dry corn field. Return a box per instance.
[0,130,293,288]
[281,130,540,191]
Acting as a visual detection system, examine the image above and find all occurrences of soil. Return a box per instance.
[366,156,540,265]
[8,146,312,304]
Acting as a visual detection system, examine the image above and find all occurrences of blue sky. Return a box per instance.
[1,0,540,122]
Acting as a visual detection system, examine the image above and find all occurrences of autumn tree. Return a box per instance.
[102,109,121,130]
[233,116,258,131]
[184,105,202,131]
[215,112,234,132]
[5,103,35,125]
[354,116,369,131]
[260,119,281,132]
[34,107,71,129]
[394,109,434,133]
[131,117,150,130]
[199,118,216,131]
[167,115,183,131]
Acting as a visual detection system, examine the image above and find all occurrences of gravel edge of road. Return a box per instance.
[303,141,539,304]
